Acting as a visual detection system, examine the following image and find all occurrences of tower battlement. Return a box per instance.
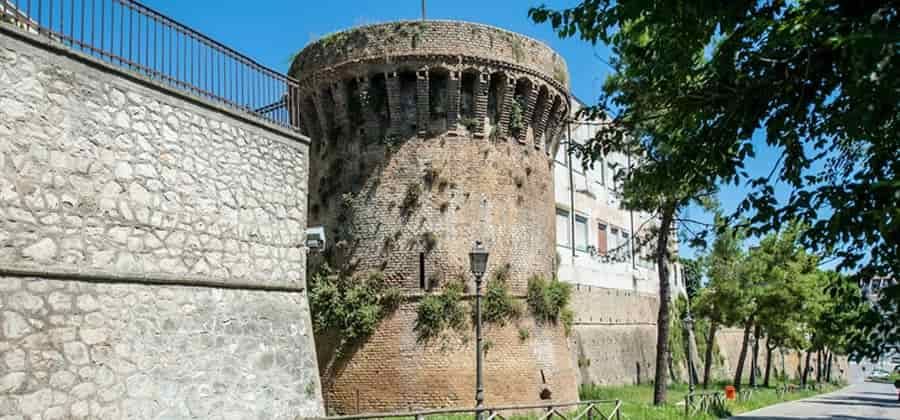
[292,20,570,148]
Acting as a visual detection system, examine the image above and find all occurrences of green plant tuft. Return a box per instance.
[481,264,522,325]
[526,275,573,335]
[420,231,438,253]
[518,327,531,341]
[309,266,401,349]
[400,183,422,216]
[415,280,467,343]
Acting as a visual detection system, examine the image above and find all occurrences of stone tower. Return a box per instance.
[291,20,576,413]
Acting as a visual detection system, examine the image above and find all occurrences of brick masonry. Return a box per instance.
[0,29,322,419]
[292,21,577,413]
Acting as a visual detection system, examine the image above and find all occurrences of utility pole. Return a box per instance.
[421,0,426,20]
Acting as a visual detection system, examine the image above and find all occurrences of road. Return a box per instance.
[732,381,900,420]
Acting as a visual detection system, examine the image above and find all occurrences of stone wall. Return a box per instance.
[568,288,660,386]
[0,28,322,419]
[714,328,850,384]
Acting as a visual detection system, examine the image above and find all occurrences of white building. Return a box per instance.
[554,100,685,297]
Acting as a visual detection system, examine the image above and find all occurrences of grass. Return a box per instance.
[579,381,844,419]
[345,381,844,420]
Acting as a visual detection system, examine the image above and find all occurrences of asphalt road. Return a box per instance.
[732,381,900,420]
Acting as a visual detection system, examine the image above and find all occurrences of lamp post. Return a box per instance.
[469,241,489,419]
[683,312,695,394]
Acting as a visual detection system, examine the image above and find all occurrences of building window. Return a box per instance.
[595,158,605,186]
[574,214,589,251]
[554,143,568,166]
[556,209,570,247]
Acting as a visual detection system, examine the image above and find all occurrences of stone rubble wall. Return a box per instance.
[568,289,660,386]
[0,28,322,419]
[714,328,850,384]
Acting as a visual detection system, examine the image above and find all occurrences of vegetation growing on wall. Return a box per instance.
[415,280,467,343]
[526,275,574,335]
[309,266,402,353]
[420,231,438,253]
[400,183,422,216]
[481,264,523,325]
[460,117,479,132]
[553,64,568,86]
[509,97,525,136]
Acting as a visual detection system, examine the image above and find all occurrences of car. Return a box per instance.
[869,369,891,380]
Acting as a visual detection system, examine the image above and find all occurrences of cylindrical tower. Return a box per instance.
[291,20,575,413]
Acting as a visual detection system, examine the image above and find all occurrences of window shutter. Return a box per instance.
[597,223,608,255]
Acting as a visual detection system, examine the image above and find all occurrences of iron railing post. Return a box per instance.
[1,0,301,129]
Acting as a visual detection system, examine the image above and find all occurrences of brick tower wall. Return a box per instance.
[291,21,575,413]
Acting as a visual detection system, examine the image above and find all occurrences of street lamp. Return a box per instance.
[682,312,695,393]
[469,241,489,419]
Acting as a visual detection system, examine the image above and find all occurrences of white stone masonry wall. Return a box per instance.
[0,29,322,419]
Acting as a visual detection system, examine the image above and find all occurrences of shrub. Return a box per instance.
[481,264,522,325]
[400,183,422,216]
[309,267,401,348]
[527,275,573,329]
[518,327,531,341]
[420,231,438,253]
[415,280,466,343]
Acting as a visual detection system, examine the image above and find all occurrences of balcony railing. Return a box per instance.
[1,0,300,130]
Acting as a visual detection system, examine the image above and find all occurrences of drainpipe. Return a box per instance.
[566,119,576,266]
[627,152,636,270]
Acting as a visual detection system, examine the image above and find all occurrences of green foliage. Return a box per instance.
[459,117,479,132]
[509,97,525,135]
[309,267,401,348]
[526,275,573,334]
[400,183,422,216]
[530,0,899,358]
[481,265,523,325]
[415,281,467,343]
[396,21,427,49]
[552,64,568,86]
[579,382,840,419]
[518,327,530,341]
[420,231,438,253]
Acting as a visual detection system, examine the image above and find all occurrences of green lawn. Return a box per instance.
[579,381,843,419]
[358,382,842,420]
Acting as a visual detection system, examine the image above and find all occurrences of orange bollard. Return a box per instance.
[725,385,737,400]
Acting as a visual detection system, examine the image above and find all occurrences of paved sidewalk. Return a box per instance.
[731,381,900,419]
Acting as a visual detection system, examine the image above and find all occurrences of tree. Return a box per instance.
[693,215,745,388]
[530,0,898,361]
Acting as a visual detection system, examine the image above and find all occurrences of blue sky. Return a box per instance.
[139,0,796,260]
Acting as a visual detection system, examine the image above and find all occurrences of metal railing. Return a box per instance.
[683,391,725,417]
[301,400,622,420]
[1,0,300,130]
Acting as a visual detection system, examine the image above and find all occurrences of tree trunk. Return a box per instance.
[763,343,775,387]
[826,352,834,383]
[686,319,701,386]
[749,324,761,387]
[702,320,718,389]
[816,349,823,383]
[652,203,676,405]
[733,319,752,391]
[801,350,812,386]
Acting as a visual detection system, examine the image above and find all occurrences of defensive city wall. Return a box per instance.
[0,26,322,418]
